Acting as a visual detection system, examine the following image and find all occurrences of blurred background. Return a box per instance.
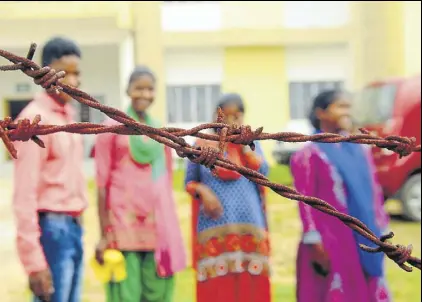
[0,1,420,301]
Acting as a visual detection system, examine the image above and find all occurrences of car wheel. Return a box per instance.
[399,173,421,222]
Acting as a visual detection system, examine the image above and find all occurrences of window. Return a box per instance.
[283,1,350,28]
[289,81,344,119]
[72,95,107,124]
[90,95,107,124]
[161,1,221,32]
[166,84,221,124]
[6,99,31,121]
[352,84,397,126]
[71,95,107,159]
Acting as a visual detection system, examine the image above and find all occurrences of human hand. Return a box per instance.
[29,269,54,302]
[197,185,223,219]
[310,243,331,277]
[95,237,108,265]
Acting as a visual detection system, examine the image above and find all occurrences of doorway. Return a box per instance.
[6,99,32,121]
[3,98,32,161]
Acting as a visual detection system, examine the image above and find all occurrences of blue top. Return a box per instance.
[184,142,269,234]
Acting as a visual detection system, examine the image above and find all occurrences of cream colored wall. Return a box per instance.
[132,2,166,124]
[222,46,288,165]
[285,44,350,84]
[0,1,132,29]
[164,48,224,86]
[349,1,410,89]
[404,1,421,77]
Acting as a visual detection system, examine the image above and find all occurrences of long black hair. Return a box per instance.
[309,89,342,130]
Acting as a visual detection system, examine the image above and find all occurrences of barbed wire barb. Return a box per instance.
[0,43,421,272]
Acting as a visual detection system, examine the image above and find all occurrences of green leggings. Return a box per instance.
[106,251,175,302]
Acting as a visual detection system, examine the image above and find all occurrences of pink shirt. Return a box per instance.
[94,119,166,251]
[95,118,187,276]
[12,92,88,275]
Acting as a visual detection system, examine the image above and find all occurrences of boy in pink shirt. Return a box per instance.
[12,36,88,302]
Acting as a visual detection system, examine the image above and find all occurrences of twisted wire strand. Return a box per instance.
[0,43,420,272]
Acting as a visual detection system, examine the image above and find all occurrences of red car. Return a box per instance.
[352,75,421,221]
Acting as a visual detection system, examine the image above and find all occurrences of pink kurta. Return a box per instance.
[291,143,391,302]
[12,92,88,275]
[94,118,186,277]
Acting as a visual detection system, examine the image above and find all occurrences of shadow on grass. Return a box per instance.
[389,214,420,223]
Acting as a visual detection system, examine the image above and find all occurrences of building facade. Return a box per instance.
[0,1,420,164]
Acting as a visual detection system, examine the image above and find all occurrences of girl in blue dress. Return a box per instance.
[185,93,272,302]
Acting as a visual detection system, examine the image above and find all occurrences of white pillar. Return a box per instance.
[118,33,135,110]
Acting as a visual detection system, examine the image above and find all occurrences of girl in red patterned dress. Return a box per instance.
[185,93,272,302]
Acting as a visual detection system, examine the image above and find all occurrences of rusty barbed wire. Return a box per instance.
[0,43,421,272]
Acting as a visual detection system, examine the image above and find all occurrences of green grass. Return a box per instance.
[170,162,293,191]
[4,166,421,301]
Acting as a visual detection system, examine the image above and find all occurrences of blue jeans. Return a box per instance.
[33,213,84,302]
